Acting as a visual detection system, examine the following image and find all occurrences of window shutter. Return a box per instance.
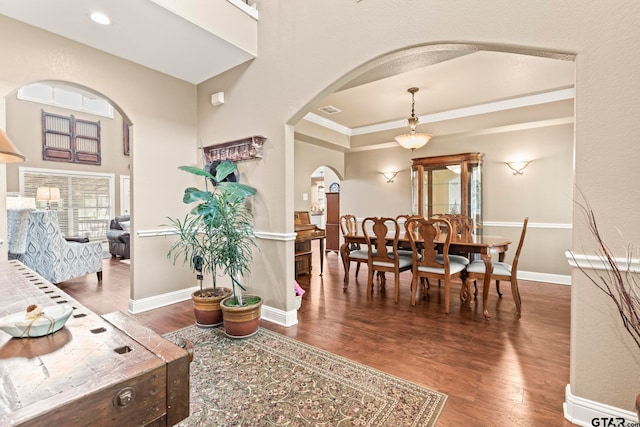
[42,110,101,165]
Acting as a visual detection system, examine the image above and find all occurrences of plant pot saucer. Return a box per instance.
[224,327,260,339]
[196,320,223,328]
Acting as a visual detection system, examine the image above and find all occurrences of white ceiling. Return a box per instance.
[0,2,576,152]
[0,0,255,84]
[301,50,575,151]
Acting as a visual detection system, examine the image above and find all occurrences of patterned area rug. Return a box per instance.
[163,325,447,426]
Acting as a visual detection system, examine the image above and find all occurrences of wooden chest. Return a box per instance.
[0,261,190,426]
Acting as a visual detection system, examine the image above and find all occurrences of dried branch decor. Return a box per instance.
[572,195,640,350]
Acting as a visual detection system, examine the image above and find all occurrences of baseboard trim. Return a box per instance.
[128,286,197,313]
[519,270,571,285]
[129,288,299,327]
[260,304,298,327]
[563,384,637,426]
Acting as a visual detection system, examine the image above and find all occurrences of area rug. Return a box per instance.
[163,325,447,426]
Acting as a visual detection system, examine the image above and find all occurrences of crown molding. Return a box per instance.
[303,88,575,138]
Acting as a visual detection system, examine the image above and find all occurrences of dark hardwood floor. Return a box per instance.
[59,245,572,427]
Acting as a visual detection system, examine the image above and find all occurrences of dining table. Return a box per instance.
[340,231,513,319]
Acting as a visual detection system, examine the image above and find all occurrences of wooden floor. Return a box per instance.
[59,246,573,427]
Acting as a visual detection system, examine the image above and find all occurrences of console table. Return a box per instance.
[0,260,191,426]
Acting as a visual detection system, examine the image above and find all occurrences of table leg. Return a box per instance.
[319,237,324,276]
[481,252,493,319]
[496,252,505,297]
[340,241,350,290]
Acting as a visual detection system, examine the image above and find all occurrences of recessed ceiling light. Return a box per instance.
[89,11,111,25]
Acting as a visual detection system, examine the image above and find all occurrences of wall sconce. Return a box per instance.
[36,186,61,210]
[506,161,531,175]
[382,171,398,183]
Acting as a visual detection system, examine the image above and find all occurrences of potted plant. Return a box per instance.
[167,160,257,329]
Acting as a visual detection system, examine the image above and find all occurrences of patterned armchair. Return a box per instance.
[7,208,34,259]
[13,210,103,284]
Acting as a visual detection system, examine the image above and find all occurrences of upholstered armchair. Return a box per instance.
[16,210,103,284]
[106,215,130,259]
[7,208,34,260]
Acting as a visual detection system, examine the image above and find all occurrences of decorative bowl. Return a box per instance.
[0,304,73,338]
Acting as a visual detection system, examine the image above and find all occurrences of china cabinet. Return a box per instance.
[411,152,483,226]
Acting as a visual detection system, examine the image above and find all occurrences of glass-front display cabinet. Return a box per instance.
[411,152,484,228]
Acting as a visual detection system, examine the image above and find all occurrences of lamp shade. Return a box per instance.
[0,129,26,163]
[36,187,61,202]
[394,87,434,151]
[394,132,433,150]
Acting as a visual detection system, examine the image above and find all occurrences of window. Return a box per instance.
[20,167,115,240]
[18,83,114,118]
[42,110,102,165]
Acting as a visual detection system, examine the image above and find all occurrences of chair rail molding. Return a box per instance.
[565,250,640,272]
[481,220,572,229]
[137,228,296,242]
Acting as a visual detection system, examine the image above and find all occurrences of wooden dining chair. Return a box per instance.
[395,215,422,255]
[432,213,474,265]
[340,214,369,290]
[362,217,413,303]
[463,217,529,316]
[405,217,467,312]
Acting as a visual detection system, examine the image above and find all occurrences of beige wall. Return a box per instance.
[2,0,640,416]
[293,140,344,212]
[4,93,130,215]
[339,123,573,276]
[196,0,640,414]
[0,15,199,302]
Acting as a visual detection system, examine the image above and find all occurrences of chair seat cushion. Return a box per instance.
[435,253,470,266]
[373,255,413,269]
[466,260,512,276]
[417,261,466,274]
[349,249,371,260]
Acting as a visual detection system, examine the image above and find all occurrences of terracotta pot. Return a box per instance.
[191,287,232,327]
[220,294,263,338]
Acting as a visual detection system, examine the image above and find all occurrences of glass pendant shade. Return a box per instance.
[394,87,433,151]
[394,132,433,150]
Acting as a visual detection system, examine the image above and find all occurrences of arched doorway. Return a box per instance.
[292,44,575,283]
[4,80,133,289]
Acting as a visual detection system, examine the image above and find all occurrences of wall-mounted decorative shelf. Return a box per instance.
[203,135,266,162]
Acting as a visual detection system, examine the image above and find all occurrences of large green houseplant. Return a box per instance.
[167,160,258,331]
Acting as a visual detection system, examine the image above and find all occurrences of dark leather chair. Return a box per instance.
[106,215,130,259]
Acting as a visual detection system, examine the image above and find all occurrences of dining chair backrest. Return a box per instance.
[433,214,473,239]
[405,217,452,270]
[510,217,529,272]
[395,215,422,250]
[362,217,400,264]
[395,214,424,227]
[340,214,358,236]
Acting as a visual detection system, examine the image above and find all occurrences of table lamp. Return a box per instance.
[36,187,61,210]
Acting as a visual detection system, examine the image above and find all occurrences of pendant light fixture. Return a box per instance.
[394,87,433,151]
